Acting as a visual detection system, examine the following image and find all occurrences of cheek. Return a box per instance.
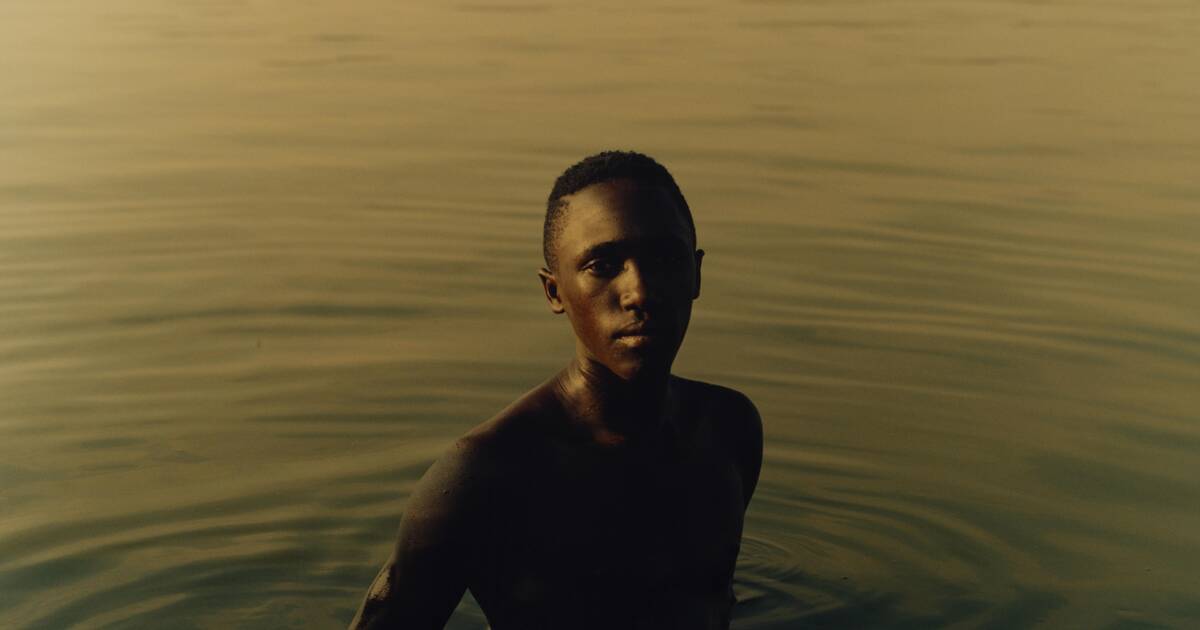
[561,290,613,340]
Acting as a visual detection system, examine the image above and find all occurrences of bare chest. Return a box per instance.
[472,438,746,618]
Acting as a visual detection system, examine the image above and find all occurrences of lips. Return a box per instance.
[614,323,661,337]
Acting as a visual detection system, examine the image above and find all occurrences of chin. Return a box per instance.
[611,355,674,383]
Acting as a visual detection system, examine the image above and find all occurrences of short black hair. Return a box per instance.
[543,150,696,269]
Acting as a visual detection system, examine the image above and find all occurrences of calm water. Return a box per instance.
[2,0,1199,628]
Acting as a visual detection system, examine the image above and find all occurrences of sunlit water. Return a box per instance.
[2,0,1198,628]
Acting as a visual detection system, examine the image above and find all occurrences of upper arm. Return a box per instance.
[709,386,763,509]
[735,393,764,508]
[349,437,491,630]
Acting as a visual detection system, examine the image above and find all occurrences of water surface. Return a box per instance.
[2,0,1198,627]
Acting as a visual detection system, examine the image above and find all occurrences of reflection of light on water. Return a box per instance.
[3,0,1200,627]
[733,533,812,628]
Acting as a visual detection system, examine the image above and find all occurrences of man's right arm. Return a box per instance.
[348,437,489,630]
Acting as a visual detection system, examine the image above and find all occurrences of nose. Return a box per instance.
[618,261,653,311]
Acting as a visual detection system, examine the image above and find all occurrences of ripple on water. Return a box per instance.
[0,446,441,629]
[731,433,1087,629]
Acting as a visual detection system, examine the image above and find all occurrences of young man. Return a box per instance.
[349,151,763,630]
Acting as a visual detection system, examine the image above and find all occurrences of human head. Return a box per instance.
[543,150,696,271]
[537,158,703,383]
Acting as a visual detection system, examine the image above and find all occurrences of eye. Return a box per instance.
[585,258,622,278]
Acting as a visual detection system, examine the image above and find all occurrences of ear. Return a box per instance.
[692,249,704,299]
[537,267,565,314]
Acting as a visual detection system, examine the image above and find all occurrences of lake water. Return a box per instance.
[2,0,1198,628]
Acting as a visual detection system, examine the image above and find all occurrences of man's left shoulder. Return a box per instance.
[674,377,763,453]
[675,377,762,427]
[675,377,764,506]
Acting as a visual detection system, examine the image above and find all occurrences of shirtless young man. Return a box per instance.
[349,151,763,630]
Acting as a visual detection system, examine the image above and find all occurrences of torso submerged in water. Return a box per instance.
[351,376,762,630]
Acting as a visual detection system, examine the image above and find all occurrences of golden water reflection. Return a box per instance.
[1,0,1198,627]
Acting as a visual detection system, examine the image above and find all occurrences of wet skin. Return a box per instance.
[350,179,764,629]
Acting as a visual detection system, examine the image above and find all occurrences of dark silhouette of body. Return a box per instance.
[350,152,763,630]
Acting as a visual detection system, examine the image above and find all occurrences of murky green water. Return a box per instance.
[2,0,1199,627]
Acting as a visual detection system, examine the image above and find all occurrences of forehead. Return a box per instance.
[555,179,692,261]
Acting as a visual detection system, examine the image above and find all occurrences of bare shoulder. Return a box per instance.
[674,376,764,507]
[402,381,561,536]
[458,379,563,465]
[674,376,762,434]
[346,383,563,628]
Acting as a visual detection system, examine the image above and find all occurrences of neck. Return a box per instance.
[553,357,674,445]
